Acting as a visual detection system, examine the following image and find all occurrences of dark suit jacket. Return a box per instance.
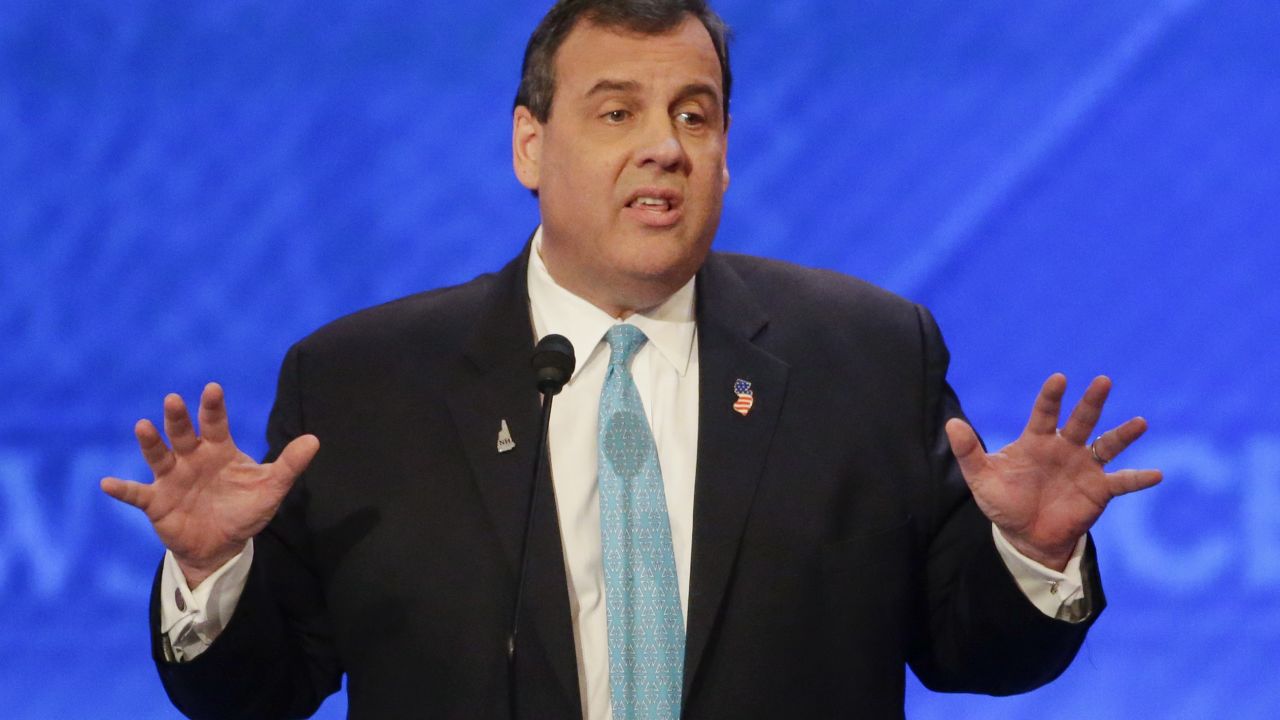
[153,247,1103,719]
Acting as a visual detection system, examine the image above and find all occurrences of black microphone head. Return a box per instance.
[532,334,575,396]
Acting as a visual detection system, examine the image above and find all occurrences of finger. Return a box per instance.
[100,476,155,511]
[1093,416,1149,463]
[198,382,231,443]
[945,418,990,481]
[135,419,176,476]
[1060,375,1111,445]
[1106,468,1162,496]
[270,434,320,487]
[1024,373,1067,436]
[164,393,199,455]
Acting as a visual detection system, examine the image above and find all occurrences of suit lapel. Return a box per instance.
[444,248,581,717]
[442,248,790,710]
[683,254,790,701]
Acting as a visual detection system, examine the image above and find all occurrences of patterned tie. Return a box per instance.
[598,324,685,720]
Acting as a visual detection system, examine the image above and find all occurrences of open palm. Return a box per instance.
[945,374,1161,570]
[100,383,318,587]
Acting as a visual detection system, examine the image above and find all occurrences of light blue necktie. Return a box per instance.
[598,324,684,720]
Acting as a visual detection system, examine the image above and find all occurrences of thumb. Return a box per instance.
[100,476,155,511]
[945,418,987,480]
[272,434,320,482]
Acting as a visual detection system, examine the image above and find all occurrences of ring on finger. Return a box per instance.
[1090,437,1109,466]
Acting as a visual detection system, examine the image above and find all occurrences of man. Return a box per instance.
[102,1,1161,718]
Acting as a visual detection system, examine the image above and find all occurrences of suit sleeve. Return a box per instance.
[150,342,343,719]
[905,304,1105,695]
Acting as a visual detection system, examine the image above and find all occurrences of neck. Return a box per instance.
[535,245,678,321]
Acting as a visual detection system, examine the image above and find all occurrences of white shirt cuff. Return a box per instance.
[158,540,254,661]
[991,526,1090,623]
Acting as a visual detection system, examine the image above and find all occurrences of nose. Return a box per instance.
[633,116,687,172]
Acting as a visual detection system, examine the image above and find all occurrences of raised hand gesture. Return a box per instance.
[944,374,1161,571]
[100,383,319,588]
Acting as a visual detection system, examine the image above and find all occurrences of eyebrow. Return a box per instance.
[584,79,641,98]
[584,79,722,108]
[671,82,721,107]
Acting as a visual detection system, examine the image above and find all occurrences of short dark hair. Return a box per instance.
[514,0,732,126]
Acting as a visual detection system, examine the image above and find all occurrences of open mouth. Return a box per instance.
[623,189,683,227]
[628,195,675,213]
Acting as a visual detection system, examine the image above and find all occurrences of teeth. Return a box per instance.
[633,196,670,210]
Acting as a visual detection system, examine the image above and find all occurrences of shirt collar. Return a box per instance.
[526,226,696,381]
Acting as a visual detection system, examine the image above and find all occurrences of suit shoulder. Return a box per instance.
[291,267,505,361]
[712,252,923,332]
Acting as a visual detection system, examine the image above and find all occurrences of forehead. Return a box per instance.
[552,14,723,100]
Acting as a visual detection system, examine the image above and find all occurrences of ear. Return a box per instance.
[720,114,731,191]
[512,106,542,192]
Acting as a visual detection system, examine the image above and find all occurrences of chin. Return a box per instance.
[621,250,699,281]
[614,263,700,307]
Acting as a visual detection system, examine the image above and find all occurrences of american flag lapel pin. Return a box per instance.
[733,378,754,416]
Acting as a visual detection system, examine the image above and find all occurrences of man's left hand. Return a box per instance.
[944,374,1162,571]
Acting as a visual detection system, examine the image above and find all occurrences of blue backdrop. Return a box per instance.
[2,1,1277,717]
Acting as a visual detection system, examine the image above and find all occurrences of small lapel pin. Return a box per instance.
[496,419,516,453]
[733,378,754,417]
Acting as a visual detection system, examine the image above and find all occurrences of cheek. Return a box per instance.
[693,142,726,183]
[541,165,591,221]
[692,159,727,208]
[555,155,618,204]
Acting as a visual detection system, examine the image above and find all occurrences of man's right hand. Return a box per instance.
[101,382,319,589]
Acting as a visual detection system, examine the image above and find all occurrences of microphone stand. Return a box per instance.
[508,334,574,720]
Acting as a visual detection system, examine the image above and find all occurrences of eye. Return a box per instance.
[676,111,706,128]
[601,109,631,124]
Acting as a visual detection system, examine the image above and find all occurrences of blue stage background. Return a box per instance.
[2,1,1277,717]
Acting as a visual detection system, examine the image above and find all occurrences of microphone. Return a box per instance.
[531,333,575,395]
[508,334,575,719]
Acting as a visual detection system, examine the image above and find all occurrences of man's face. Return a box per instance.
[513,14,729,316]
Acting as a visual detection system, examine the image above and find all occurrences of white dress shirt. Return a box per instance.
[526,228,699,720]
[159,227,1087,718]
